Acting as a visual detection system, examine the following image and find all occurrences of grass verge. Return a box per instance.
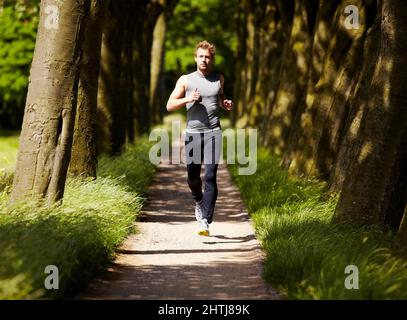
[228,147,407,299]
[0,138,156,299]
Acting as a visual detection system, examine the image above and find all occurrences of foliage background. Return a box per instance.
[0,0,39,129]
[0,0,238,129]
[164,0,238,101]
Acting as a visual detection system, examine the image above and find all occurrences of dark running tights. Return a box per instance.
[185,130,221,224]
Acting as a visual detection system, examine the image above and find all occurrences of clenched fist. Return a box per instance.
[188,88,201,103]
[222,99,233,111]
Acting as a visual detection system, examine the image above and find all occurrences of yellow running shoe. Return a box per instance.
[198,219,209,236]
[198,229,210,236]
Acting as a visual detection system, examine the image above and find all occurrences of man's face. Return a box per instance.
[195,48,213,72]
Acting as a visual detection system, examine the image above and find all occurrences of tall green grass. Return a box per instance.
[0,139,156,299]
[228,147,407,299]
[0,130,19,195]
[0,129,19,172]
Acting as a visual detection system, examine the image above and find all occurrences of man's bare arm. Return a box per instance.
[166,76,201,112]
[218,74,233,111]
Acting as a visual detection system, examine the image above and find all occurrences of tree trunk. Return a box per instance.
[10,0,89,204]
[150,0,177,126]
[334,0,407,231]
[329,3,380,191]
[298,0,371,179]
[133,0,163,135]
[281,0,340,175]
[96,0,126,155]
[232,0,248,126]
[150,12,166,126]
[132,3,148,135]
[241,0,265,128]
[266,0,313,156]
[70,0,107,178]
[257,3,288,146]
[120,1,135,145]
[281,0,337,171]
[247,0,284,144]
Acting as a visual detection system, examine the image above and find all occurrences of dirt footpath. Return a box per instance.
[77,156,279,300]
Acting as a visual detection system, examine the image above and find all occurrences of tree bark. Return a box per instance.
[10,0,89,204]
[329,3,380,191]
[334,0,407,231]
[297,0,370,179]
[282,0,337,171]
[232,0,249,126]
[96,0,126,155]
[266,0,313,156]
[133,0,163,135]
[120,1,135,145]
[150,0,178,126]
[70,0,107,178]
[281,0,340,175]
[150,12,167,126]
[248,0,283,143]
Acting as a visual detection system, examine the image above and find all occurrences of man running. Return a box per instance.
[166,40,233,236]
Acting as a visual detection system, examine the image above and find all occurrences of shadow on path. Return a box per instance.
[77,158,280,300]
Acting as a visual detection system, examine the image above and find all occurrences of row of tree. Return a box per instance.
[232,0,407,241]
[8,0,240,205]
[8,0,407,244]
[10,0,177,204]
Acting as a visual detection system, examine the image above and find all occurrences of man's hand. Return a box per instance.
[187,88,201,103]
[222,99,233,111]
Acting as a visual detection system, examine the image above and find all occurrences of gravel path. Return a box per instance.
[77,140,279,300]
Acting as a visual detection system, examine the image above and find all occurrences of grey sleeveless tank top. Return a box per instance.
[185,71,221,132]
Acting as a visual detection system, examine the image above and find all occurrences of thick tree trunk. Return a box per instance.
[244,2,261,126]
[232,0,248,126]
[334,0,407,230]
[329,4,380,191]
[97,0,126,155]
[234,0,278,128]
[120,1,135,145]
[70,0,107,178]
[133,0,163,135]
[150,0,177,126]
[274,1,378,184]
[245,8,261,128]
[10,0,89,204]
[257,2,286,146]
[248,0,284,144]
[282,0,338,171]
[281,1,376,181]
[266,0,313,156]
[300,0,370,179]
[150,12,166,126]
